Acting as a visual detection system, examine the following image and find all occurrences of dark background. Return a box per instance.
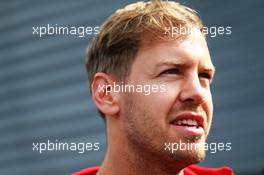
[1,0,264,174]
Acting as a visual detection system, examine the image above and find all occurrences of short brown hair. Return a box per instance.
[86,0,204,90]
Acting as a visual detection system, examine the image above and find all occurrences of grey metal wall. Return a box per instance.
[1,0,264,175]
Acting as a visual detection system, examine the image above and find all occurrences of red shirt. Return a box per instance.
[74,165,233,175]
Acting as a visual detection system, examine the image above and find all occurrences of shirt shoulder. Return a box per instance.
[73,166,99,175]
[184,165,234,175]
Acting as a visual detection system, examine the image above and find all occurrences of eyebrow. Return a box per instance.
[202,66,216,77]
[155,61,216,71]
[154,61,187,69]
[202,67,216,73]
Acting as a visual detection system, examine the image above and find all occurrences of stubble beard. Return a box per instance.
[121,95,207,173]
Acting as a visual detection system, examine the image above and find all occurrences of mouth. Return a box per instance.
[170,112,205,137]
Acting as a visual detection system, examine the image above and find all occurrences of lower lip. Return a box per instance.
[170,124,204,137]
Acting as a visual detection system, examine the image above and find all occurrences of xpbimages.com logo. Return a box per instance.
[32,139,100,154]
[32,24,100,37]
[164,140,232,154]
[98,82,167,96]
[164,24,232,38]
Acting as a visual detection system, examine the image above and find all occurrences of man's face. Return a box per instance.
[119,28,215,165]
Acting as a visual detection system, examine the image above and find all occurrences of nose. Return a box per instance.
[179,74,205,104]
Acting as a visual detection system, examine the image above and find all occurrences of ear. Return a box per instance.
[91,72,120,117]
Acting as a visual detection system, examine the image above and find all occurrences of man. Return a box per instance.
[75,0,233,175]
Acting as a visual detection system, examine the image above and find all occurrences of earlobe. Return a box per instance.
[91,73,120,116]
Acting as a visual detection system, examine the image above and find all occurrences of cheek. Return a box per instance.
[204,91,213,127]
[120,80,181,126]
[136,83,179,120]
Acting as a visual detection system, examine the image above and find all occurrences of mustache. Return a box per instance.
[169,96,210,126]
[171,105,204,116]
[173,98,208,113]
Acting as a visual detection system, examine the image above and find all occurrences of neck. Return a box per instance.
[97,137,184,175]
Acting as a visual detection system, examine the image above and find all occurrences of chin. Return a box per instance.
[190,150,206,163]
[187,140,206,163]
[168,146,206,166]
[184,147,206,165]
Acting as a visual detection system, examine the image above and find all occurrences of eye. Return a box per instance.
[199,72,212,80]
[160,68,180,75]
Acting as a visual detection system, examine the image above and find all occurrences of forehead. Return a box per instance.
[135,29,214,69]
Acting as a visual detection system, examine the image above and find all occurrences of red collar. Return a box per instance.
[73,165,233,175]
